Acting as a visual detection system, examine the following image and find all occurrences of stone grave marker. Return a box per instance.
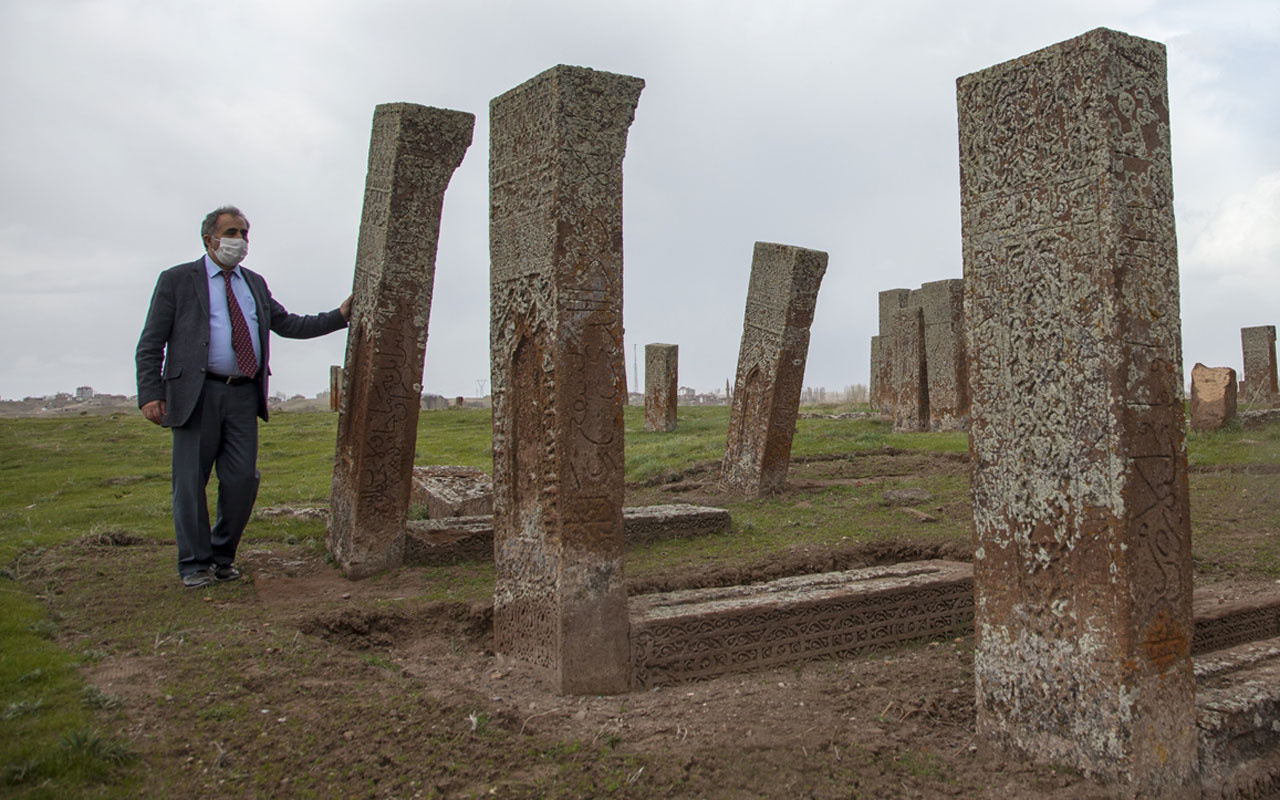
[1189,363,1237,431]
[644,343,678,432]
[721,242,828,496]
[489,65,644,695]
[1240,325,1278,405]
[959,28,1197,795]
[328,103,475,580]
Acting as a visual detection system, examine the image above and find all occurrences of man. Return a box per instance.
[137,206,352,588]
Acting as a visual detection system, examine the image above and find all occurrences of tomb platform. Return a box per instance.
[1195,637,1280,797]
[629,560,973,689]
[403,503,731,566]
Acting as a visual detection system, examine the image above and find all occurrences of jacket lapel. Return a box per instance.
[189,259,210,320]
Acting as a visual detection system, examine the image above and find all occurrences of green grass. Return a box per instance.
[1,406,1277,797]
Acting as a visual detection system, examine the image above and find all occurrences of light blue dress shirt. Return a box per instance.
[205,255,262,377]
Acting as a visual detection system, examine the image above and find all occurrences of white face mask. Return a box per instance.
[214,237,248,266]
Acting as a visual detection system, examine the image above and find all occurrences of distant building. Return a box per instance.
[76,386,94,400]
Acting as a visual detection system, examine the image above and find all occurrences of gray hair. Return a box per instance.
[200,205,249,241]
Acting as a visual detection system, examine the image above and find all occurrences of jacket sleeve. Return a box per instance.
[260,278,349,339]
[136,271,175,406]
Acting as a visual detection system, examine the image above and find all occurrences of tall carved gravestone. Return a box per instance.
[1240,325,1278,405]
[890,305,927,432]
[721,242,828,496]
[920,279,968,430]
[873,288,911,411]
[644,343,678,432]
[328,104,475,580]
[489,65,644,695]
[959,29,1197,795]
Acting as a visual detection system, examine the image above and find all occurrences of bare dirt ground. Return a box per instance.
[21,447,1279,798]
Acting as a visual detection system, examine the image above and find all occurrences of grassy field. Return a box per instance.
[1,405,1278,797]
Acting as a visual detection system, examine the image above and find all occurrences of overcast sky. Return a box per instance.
[2,0,1277,401]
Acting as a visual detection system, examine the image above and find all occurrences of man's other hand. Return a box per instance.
[340,294,353,321]
[142,400,166,425]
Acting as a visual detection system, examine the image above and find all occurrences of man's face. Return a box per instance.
[204,214,250,268]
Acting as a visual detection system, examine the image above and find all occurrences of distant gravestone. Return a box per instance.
[919,279,968,431]
[1189,363,1237,431]
[644,343,678,432]
[489,65,644,695]
[329,365,342,412]
[328,104,475,580]
[1240,325,1278,406]
[721,242,828,496]
[890,305,927,432]
[873,288,911,411]
[959,28,1197,795]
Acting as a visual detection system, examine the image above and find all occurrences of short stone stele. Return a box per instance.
[489,65,644,695]
[721,242,828,497]
[1240,325,1278,406]
[959,28,1197,796]
[1189,363,1237,431]
[644,343,678,432]
[328,104,475,580]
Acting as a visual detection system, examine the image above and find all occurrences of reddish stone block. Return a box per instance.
[1189,363,1237,431]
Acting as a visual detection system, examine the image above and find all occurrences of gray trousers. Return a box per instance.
[171,379,260,576]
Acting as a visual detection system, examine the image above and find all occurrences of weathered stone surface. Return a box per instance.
[409,465,493,519]
[873,289,911,411]
[1195,638,1280,797]
[881,488,932,506]
[721,242,828,496]
[959,29,1196,794]
[919,279,968,431]
[1192,587,1280,656]
[489,65,643,695]
[403,504,731,567]
[889,306,927,432]
[630,560,974,688]
[644,343,678,432]
[328,104,474,580]
[868,335,882,412]
[329,365,342,412]
[620,503,731,546]
[1189,363,1238,431]
[1241,326,1278,406]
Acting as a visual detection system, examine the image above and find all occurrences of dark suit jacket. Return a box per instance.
[136,258,348,426]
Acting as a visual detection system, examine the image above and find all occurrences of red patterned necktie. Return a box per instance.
[220,270,259,378]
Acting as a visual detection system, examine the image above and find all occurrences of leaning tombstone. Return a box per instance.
[721,242,828,496]
[1240,325,1278,406]
[1189,363,1237,431]
[327,104,475,580]
[644,343,679,432]
[959,28,1197,795]
[489,65,644,695]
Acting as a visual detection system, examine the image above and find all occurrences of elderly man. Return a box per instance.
[137,206,351,588]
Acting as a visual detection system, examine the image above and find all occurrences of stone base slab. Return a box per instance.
[628,560,974,689]
[1196,637,1280,797]
[409,465,494,519]
[404,504,731,566]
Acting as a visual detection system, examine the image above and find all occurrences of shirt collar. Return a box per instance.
[204,254,244,281]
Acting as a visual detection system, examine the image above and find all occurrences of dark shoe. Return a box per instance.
[213,564,242,582]
[182,568,214,589]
